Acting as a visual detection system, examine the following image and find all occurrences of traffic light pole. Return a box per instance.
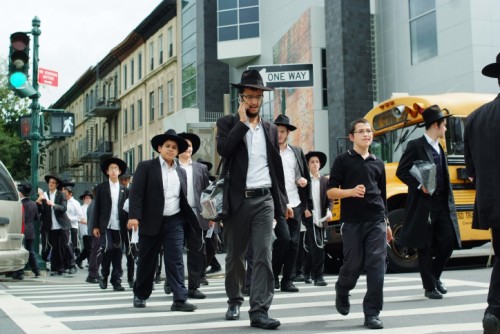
[29,17,44,270]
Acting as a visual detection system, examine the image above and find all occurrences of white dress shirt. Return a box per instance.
[180,159,195,209]
[66,196,84,229]
[245,119,272,189]
[46,191,62,230]
[160,157,181,216]
[108,180,120,230]
[280,144,301,207]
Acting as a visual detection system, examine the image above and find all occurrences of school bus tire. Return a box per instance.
[387,208,419,273]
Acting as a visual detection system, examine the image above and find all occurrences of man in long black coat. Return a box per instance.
[464,52,500,334]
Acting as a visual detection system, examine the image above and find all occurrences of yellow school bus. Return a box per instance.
[325,92,494,272]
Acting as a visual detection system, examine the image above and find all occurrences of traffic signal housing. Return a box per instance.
[8,32,38,99]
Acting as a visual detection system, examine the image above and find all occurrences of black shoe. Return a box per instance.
[293,274,304,282]
[128,279,134,288]
[133,296,146,308]
[364,315,384,329]
[335,283,350,316]
[188,289,206,299]
[171,301,197,312]
[436,280,447,294]
[86,276,100,284]
[164,281,172,295]
[243,286,251,296]
[281,281,299,292]
[76,260,83,269]
[200,277,209,285]
[206,266,222,274]
[314,276,328,286]
[68,267,77,275]
[113,283,125,291]
[250,314,281,329]
[99,277,108,290]
[424,288,443,299]
[274,278,280,290]
[12,274,24,280]
[304,275,312,284]
[483,312,500,334]
[225,304,240,320]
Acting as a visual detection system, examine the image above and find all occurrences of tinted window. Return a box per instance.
[0,163,19,201]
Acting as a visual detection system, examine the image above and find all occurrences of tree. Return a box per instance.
[0,59,32,181]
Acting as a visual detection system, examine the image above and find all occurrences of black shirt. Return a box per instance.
[328,150,388,223]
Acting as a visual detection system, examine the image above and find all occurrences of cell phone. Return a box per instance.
[238,94,244,103]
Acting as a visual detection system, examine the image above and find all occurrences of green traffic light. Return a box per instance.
[9,72,28,88]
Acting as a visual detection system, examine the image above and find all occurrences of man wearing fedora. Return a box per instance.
[302,151,332,287]
[272,113,312,293]
[92,157,129,291]
[396,105,461,300]
[127,129,198,312]
[36,173,74,275]
[216,70,290,329]
[464,52,500,334]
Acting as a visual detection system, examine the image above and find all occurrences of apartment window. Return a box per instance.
[123,108,128,134]
[167,80,174,114]
[149,92,155,122]
[149,42,154,70]
[167,27,173,58]
[217,0,259,42]
[114,74,118,98]
[159,86,164,117]
[114,115,118,140]
[138,144,143,163]
[409,0,437,64]
[124,149,135,174]
[130,59,135,85]
[138,53,143,80]
[123,64,128,90]
[138,99,143,127]
[158,35,164,64]
[321,48,328,108]
[130,104,135,131]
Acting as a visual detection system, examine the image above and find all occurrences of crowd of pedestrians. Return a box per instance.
[12,65,499,333]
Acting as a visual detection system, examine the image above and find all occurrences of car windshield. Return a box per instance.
[0,163,18,201]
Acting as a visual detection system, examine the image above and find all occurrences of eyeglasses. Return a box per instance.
[353,129,373,135]
[241,94,264,101]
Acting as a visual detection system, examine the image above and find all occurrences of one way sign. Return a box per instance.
[248,63,314,88]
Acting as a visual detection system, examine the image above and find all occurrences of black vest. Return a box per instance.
[431,146,446,194]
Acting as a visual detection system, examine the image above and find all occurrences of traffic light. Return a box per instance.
[8,32,38,99]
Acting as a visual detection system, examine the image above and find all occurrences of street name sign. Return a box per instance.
[248,63,314,88]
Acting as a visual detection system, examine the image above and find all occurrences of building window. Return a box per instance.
[130,59,135,85]
[321,48,328,108]
[123,64,128,90]
[159,85,164,117]
[114,74,118,98]
[167,27,173,58]
[138,144,143,163]
[217,0,259,42]
[409,0,437,65]
[124,149,135,174]
[182,1,197,109]
[138,99,143,128]
[158,35,164,65]
[149,42,154,71]
[130,104,135,131]
[123,108,128,134]
[138,53,143,80]
[114,114,118,140]
[149,92,155,122]
[167,80,174,114]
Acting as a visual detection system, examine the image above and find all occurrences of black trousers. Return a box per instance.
[205,230,220,270]
[100,229,123,285]
[487,227,500,317]
[186,223,206,290]
[121,230,138,282]
[49,229,74,273]
[303,217,325,279]
[272,205,302,283]
[77,235,92,263]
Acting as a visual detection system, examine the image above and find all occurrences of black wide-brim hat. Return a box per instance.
[100,157,127,176]
[305,151,327,170]
[482,52,500,78]
[196,158,213,172]
[231,69,273,91]
[274,113,297,131]
[119,171,132,179]
[44,173,62,185]
[58,179,75,191]
[418,105,452,127]
[151,129,189,154]
[79,190,94,200]
[17,182,33,196]
[178,132,201,155]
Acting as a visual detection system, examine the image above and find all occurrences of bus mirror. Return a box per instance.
[392,105,405,118]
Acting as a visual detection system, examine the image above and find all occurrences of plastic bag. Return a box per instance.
[410,160,436,195]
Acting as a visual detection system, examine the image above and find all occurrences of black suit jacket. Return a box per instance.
[216,114,288,218]
[189,161,211,230]
[93,180,129,234]
[38,190,71,232]
[21,197,38,240]
[396,135,461,248]
[289,145,313,211]
[128,157,198,237]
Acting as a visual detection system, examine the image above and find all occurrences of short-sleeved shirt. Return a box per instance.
[327,149,387,223]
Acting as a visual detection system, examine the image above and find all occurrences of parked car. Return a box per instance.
[0,160,28,273]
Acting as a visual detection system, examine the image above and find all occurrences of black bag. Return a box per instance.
[200,158,230,222]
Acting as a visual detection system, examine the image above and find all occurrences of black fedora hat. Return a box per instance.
[58,179,75,191]
[274,114,297,131]
[119,171,132,179]
[305,151,327,170]
[231,69,273,91]
[178,132,201,155]
[196,158,213,172]
[17,182,32,196]
[101,157,127,176]
[151,129,189,154]
[482,52,500,78]
[418,105,452,127]
[79,190,94,200]
[44,173,62,185]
